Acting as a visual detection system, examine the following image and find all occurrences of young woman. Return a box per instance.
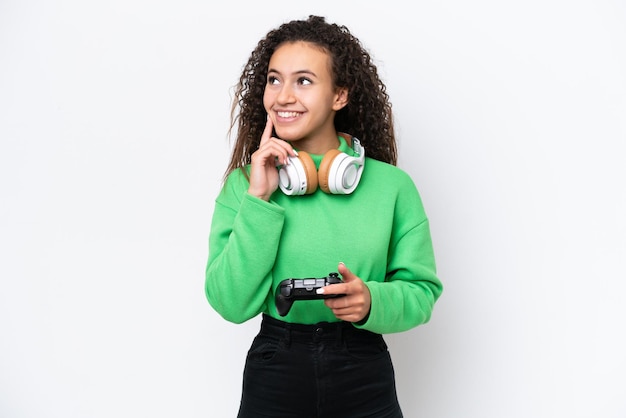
[205,15,443,417]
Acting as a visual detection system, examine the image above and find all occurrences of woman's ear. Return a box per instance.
[332,87,349,111]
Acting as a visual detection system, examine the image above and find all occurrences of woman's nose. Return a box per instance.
[277,84,296,104]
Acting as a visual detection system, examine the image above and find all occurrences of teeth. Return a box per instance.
[277,111,299,118]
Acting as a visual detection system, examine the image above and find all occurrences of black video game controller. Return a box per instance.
[275,272,345,316]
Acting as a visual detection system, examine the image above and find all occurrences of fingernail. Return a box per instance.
[293,149,299,156]
[316,288,325,295]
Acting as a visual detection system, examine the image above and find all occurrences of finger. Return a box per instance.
[324,295,351,310]
[257,141,293,167]
[317,263,353,296]
[256,139,298,167]
[325,297,368,322]
[259,117,299,158]
[259,116,274,147]
[337,262,355,282]
[316,283,348,296]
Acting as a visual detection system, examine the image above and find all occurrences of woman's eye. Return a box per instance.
[298,77,312,86]
[267,76,280,85]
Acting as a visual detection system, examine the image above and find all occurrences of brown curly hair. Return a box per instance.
[224,15,397,178]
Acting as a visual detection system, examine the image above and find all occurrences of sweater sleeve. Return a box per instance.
[205,170,285,323]
[355,174,443,334]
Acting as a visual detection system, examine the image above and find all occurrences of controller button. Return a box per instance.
[281,285,292,297]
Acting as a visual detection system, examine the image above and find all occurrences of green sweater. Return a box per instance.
[205,137,443,334]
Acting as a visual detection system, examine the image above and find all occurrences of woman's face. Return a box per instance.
[263,41,347,154]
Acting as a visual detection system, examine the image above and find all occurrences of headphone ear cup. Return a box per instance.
[298,151,318,194]
[317,149,342,194]
[278,151,318,195]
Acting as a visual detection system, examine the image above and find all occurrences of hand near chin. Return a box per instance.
[321,262,372,323]
[248,117,297,201]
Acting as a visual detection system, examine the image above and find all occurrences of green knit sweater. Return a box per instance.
[205,137,443,334]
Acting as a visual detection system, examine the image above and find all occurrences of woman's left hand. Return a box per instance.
[320,262,371,323]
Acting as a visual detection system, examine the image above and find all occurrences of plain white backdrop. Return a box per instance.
[1,0,625,417]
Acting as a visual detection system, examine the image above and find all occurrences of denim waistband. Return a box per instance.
[260,313,379,343]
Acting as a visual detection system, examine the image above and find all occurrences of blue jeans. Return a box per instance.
[237,314,403,418]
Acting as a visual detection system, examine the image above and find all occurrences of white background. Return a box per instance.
[1,1,625,417]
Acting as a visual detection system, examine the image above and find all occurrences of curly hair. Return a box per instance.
[224,15,397,178]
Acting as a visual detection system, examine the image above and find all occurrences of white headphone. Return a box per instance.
[278,136,365,196]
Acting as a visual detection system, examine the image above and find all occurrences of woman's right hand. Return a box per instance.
[248,117,298,201]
